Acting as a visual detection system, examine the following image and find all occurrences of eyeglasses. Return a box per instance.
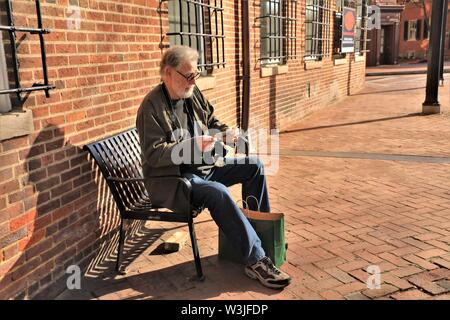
[175,69,201,82]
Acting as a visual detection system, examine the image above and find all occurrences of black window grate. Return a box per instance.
[333,0,369,57]
[258,0,297,65]
[354,0,369,54]
[333,0,345,57]
[163,0,225,72]
[305,0,332,60]
[0,0,55,101]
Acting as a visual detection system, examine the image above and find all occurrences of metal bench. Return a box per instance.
[83,128,204,280]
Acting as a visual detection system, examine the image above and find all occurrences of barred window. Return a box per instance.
[354,0,368,55]
[166,0,225,72]
[333,0,348,57]
[259,0,297,65]
[305,0,332,60]
[0,0,54,108]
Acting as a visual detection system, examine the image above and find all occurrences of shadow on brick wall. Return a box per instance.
[0,125,164,299]
[34,130,166,299]
[0,125,84,299]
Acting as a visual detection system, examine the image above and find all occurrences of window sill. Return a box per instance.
[0,109,34,141]
[196,75,216,91]
[333,58,347,66]
[355,55,365,62]
[260,64,289,78]
[304,60,323,70]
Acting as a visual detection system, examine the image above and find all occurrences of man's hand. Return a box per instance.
[195,135,217,152]
[216,127,240,145]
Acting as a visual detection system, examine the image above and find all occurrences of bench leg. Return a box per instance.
[188,217,204,281]
[116,218,126,274]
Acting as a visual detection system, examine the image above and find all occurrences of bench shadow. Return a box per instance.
[83,222,165,281]
[66,253,281,300]
[80,151,167,281]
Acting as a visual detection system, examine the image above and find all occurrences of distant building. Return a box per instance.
[366,0,405,66]
[398,0,450,61]
[366,0,450,66]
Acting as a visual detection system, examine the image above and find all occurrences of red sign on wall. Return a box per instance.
[342,7,356,53]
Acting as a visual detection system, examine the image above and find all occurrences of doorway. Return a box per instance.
[380,25,394,64]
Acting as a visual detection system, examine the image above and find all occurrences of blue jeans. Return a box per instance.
[182,156,269,265]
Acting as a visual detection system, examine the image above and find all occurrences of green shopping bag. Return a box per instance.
[218,197,287,267]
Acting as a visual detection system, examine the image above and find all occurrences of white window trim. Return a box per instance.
[260,64,289,77]
[304,59,323,70]
[196,74,216,91]
[408,20,418,41]
[0,30,12,113]
[0,109,34,141]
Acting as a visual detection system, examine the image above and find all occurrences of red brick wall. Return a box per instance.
[0,0,366,299]
[399,0,450,60]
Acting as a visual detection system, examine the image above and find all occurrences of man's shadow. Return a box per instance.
[0,125,159,299]
[0,125,80,298]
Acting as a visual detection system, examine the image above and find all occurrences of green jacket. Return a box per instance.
[136,83,228,212]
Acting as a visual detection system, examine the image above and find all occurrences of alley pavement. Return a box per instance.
[57,73,450,300]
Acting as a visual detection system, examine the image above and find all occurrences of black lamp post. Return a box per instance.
[422,0,447,114]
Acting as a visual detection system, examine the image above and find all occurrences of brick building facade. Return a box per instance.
[0,0,367,299]
[398,0,450,60]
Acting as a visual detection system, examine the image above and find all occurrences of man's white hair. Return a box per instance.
[160,45,199,76]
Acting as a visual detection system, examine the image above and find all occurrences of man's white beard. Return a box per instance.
[178,86,195,99]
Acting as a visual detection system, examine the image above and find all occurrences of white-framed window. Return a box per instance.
[408,20,417,41]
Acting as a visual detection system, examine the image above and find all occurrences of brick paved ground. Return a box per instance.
[56,74,450,300]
